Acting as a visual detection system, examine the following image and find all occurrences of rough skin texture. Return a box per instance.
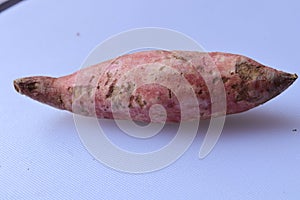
[14,50,298,123]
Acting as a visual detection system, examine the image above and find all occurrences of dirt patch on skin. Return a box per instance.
[135,95,147,108]
[234,62,264,103]
[106,79,117,98]
[235,62,263,81]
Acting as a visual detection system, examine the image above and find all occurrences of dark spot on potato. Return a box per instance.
[235,83,261,103]
[168,89,172,99]
[67,87,72,93]
[159,66,166,71]
[222,77,230,83]
[104,72,112,86]
[235,62,263,81]
[128,95,134,108]
[57,95,65,109]
[213,77,220,84]
[26,82,38,92]
[135,95,146,108]
[236,86,249,102]
[89,75,95,83]
[231,84,238,89]
[234,63,267,103]
[173,54,188,62]
[106,79,117,98]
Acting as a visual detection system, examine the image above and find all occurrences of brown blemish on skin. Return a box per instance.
[14,80,39,93]
[233,63,297,104]
[89,75,95,83]
[13,76,70,110]
[67,87,72,93]
[213,77,220,84]
[104,72,112,86]
[235,62,264,102]
[26,82,39,92]
[235,62,263,81]
[222,77,230,83]
[231,84,238,89]
[159,66,166,71]
[106,79,117,98]
[235,82,262,103]
[168,89,172,99]
[197,89,203,95]
[236,87,249,102]
[173,54,188,62]
[13,77,56,96]
[128,95,134,108]
[135,95,146,108]
[57,95,64,109]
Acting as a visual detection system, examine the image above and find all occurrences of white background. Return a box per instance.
[0,0,300,199]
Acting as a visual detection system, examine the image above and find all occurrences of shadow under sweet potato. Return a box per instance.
[220,109,296,138]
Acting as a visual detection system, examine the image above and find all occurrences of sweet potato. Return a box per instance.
[14,50,297,122]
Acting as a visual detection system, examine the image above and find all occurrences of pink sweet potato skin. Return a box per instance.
[14,50,297,123]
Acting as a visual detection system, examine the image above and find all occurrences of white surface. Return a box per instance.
[1,0,300,199]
